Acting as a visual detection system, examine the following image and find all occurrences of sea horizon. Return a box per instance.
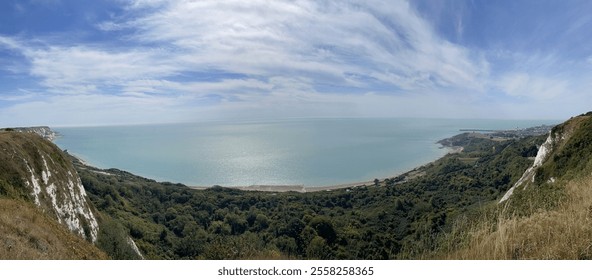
[53,117,558,188]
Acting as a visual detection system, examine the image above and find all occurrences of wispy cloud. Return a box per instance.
[0,36,22,50]
[498,73,569,100]
[1,0,591,125]
[117,0,486,93]
[27,46,178,92]
[0,92,195,126]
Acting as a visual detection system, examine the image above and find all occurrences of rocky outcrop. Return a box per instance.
[500,112,591,203]
[0,131,99,242]
[499,133,558,202]
[5,126,58,141]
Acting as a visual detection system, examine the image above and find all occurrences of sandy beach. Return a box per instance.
[189,180,376,193]
[189,181,373,193]
[188,159,436,193]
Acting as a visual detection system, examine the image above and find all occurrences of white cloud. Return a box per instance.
[5,0,589,126]
[0,93,196,127]
[3,0,490,124]
[0,36,22,50]
[26,46,178,92]
[117,0,486,93]
[121,78,274,97]
[96,21,126,31]
[498,73,569,100]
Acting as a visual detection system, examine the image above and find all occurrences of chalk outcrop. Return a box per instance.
[0,130,99,242]
[499,133,558,202]
[500,112,592,203]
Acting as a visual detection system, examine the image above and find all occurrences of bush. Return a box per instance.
[96,219,141,260]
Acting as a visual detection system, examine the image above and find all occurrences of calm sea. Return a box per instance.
[54,118,554,187]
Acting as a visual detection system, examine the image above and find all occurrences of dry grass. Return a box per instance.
[440,175,592,259]
[0,198,108,259]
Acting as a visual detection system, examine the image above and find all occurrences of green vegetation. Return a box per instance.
[77,132,547,259]
[0,131,106,259]
[0,131,73,202]
[96,218,143,259]
[536,114,592,184]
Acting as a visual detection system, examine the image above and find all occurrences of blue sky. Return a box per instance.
[1,0,591,126]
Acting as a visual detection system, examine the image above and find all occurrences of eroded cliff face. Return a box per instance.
[499,133,559,202]
[500,113,592,203]
[8,126,58,141]
[0,131,99,242]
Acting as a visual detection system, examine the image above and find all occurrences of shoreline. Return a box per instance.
[68,143,460,193]
[188,180,376,193]
[63,134,462,193]
[62,129,466,194]
[188,145,461,193]
[68,143,458,193]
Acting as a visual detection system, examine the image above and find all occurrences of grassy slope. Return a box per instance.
[0,131,108,259]
[435,174,592,259]
[435,113,592,259]
[0,198,107,259]
[0,131,72,202]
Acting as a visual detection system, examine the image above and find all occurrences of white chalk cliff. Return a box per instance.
[0,130,99,242]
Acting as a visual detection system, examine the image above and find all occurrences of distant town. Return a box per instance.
[460,125,554,138]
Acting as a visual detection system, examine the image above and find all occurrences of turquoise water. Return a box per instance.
[54,118,555,187]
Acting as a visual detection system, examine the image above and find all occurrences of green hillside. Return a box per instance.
[0,131,106,259]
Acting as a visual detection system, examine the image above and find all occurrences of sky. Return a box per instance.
[0,0,591,126]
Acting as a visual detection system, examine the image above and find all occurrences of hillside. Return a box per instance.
[0,131,99,241]
[436,112,592,259]
[0,130,106,259]
[0,198,106,259]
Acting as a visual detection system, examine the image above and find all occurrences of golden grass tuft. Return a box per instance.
[440,175,592,259]
[0,198,108,260]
